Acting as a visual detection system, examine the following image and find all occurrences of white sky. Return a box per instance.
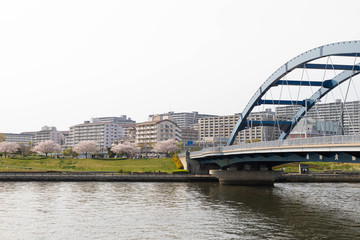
[1,0,360,133]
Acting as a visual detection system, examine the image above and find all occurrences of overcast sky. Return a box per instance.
[1,0,360,133]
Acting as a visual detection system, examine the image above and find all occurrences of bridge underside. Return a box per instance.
[188,151,360,185]
[193,151,360,170]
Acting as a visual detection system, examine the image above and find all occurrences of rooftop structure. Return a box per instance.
[149,111,217,129]
[90,115,135,125]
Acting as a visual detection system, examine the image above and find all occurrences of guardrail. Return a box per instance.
[190,135,360,156]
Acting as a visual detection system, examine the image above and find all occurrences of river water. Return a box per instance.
[0,182,359,240]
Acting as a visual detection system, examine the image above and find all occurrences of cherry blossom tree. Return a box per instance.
[111,142,139,158]
[73,141,98,158]
[32,140,61,157]
[0,141,20,158]
[154,139,179,157]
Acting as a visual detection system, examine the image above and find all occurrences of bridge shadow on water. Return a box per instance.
[186,182,360,239]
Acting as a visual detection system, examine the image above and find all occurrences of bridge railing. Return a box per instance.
[190,135,360,155]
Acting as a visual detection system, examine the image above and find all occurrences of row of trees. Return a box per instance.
[0,139,179,158]
[0,140,62,158]
[110,139,179,158]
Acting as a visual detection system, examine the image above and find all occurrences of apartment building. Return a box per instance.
[66,121,124,149]
[289,118,339,139]
[136,119,181,144]
[276,99,360,136]
[199,114,239,144]
[199,109,282,145]
[149,111,217,129]
[117,123,137,143]
[180,129,198,143]
[90,115,135,125]
[3,133,33,146]
[33,126,64,146]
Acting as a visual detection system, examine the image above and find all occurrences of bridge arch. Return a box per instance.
[227,41,360,145]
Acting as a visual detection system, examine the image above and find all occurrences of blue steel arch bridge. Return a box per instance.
[185,41,360,184]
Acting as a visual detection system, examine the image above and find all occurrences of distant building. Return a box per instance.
[117,123,137,144]
[66,121,124,150]
[289,118,340,139]
[90,115,135,125]
[276,99,360,136]
[136,119,181,144]
[199,109,282,146]
[180,129,198,144]
[33,126,64,146]
[149,111,217,129]
[199,114,240,146]
[3,133,33,146]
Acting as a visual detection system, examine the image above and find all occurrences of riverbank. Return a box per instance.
[0,171,359,183]
[0,172,218,182]
[277,172,360,183]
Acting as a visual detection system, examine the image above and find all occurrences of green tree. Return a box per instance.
[107,147,116,158]
[63,148,79,158]
[0,133,5,142]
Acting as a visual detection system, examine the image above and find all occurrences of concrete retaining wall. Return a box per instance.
[277,173,360,183]
[0,172,218,182]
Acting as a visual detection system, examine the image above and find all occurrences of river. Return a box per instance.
[0,182,359,239]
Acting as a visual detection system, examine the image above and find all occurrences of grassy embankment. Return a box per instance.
[273,162,360,173]
[1,157,360,173]
[0,157,178,173]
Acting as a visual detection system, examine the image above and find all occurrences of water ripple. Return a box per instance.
[0,182,358,239]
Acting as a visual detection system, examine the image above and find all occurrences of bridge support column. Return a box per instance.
[209,169,283,186]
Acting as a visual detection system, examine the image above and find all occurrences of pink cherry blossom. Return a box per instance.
[0,141,20,158]
[32,140,61,156]
[73,141,98,158]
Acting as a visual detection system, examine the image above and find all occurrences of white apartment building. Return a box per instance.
[33,126,64,146]
[240,109,283,142]
[90,115,135,125]
[136,119,181,144]
[119,123,137,143]
[199,114,240,144]
[3,133,33,146]
[66,121,124,149]
[276,99,360,136]
[149,111,217,129]
[199,109,282,145]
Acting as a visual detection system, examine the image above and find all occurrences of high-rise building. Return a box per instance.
[289,118,340,139]
[33,126,64,146]
[199,109,282,145]
[66,121,124,150]
[149,111,217,129]
[136,119,181,144]
[180,129,198,143]
[90,115,135,125]
[276,100,360,136]
[3,133,33,146]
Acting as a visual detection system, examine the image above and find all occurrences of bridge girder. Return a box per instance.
[197,151,360,169]
[227,41,360,145]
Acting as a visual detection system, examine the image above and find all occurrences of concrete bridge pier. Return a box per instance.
[209,165,283,186]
